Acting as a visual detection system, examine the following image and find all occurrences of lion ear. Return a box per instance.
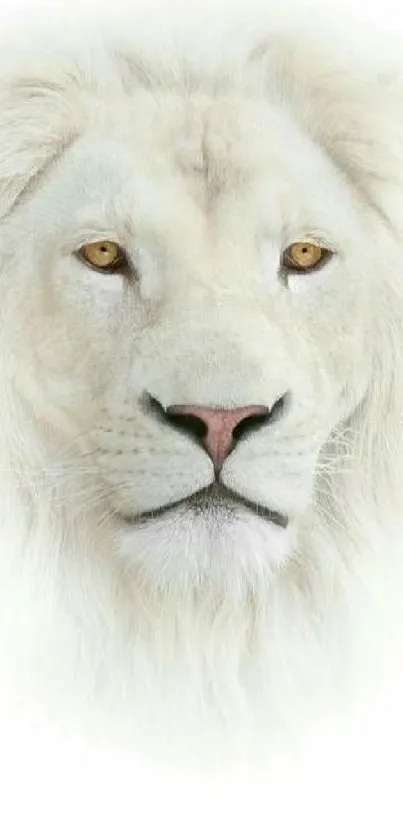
[0,78,79,220]
[251,26,403,235]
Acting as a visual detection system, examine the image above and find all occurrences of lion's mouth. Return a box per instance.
[117,482,289,529]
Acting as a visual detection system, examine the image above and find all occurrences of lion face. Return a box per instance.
[2,85,378,593]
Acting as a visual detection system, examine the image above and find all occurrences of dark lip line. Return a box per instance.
[117,482,289,529]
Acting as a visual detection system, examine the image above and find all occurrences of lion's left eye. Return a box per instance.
[281,241,331,273]
[77,240,128,273]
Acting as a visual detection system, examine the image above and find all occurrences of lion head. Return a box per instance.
[0,7,402,762]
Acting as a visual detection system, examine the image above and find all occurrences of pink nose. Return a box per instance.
[167,404,269,471]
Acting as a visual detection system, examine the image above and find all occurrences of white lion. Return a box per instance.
[0,2,403,768]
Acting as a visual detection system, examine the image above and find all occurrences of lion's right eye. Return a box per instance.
[77,240,128,273]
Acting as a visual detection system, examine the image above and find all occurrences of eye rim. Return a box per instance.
[76,240,129,274]
[281,240,333,274]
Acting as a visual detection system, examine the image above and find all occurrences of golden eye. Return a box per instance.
[282,241,328,272]
[78,240,126,272]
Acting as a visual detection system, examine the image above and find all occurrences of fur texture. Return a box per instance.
[1,4,403,768]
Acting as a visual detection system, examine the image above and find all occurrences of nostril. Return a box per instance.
[142,394,208,440]
[232,394,288,442]
[232,410,269,442]
[165,407,207,441]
